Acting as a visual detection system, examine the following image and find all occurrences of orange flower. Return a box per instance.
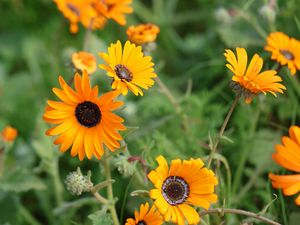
[72,51,97,74]
[269,125,300,205]
[224,47,286,103]
[127,23,160,45]
[93,0,133,26]
[1,126,18,143]
[265,32,300,75]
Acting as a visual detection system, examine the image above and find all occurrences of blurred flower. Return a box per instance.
[1,126,17,143]
[148,155,218,225]
[54,0,106,33]
[214,7,233,25]
[65,168,93,195]
[72,51,97,74]
[265,32,300,75]
[126,23,160,45]
[125,202,163,225]
[99,40,157,96]
[93,0,133,26]
[269,126,300,205]
[43,70,125,160]
[224,47,286,103]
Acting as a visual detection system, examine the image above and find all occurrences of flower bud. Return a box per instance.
[259,4,276,23]
[215,7,233,25]
[113,154,135,178]
[65,168,93,195]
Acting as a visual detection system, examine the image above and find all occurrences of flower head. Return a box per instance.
[72,51,97,74]
[126,23,160,45]
[99,40,157,96]
[148,155,218,225]
[224,47,286,103]
[93,0,133,26]
[125,202,163,225]
[1,126,17,143]
[43,70,126,160]
[269,125,300,205]
[265,32,300,75]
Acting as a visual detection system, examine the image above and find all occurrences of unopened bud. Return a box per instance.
[113,155,135,178]
[215,8,232,25]
[259,4,276,23]
[65,168,93,195]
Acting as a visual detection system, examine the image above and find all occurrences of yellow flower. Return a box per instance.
[265,32,300,75]
[269,125,300,205]
[93,0,133,26]
[1,126,18,143]
[224,47,286,103]
[126,23,160,45]
[43,70,126,160]
[72,51,97,74]
[99,40,157,96]
[125,202,163,225]
[148,155,218,225]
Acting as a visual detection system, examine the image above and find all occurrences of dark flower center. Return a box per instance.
[114,64,133,82]
[162,176,189,205]
[137,220,147,225]
[75,101,101,127]
[280,50,294,60]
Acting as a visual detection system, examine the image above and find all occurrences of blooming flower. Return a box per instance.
[148,155,218,225]
[43,70,126,160]
[269,125,300,205]
[224,47,286,103]
[125,202,163,225]
[72,51,97,74]
[1,126,18,143]
[265,32,300,75]
[99,40,157,96]
[126,23,160,45]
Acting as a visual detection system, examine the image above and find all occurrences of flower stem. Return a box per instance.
[52,158,63,206]
[207,95,240,168]
[102,153,120,225]
[199,208,281,225]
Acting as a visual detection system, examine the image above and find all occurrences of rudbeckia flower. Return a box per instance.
[72,51,97,74]
[126,23,160,45]
[224,47,286,103]
[43,70,126,160]
[269,125,300,205]
[265,32,300,75]
[93,0,133,26]
[148,155,218,225]
[125,202,163,225]
[99,40,157,96]
[1,126,17,143]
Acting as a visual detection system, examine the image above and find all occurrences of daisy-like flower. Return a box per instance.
[99,40,157,96]
[1,126,18,143]
[43,70,126,160]
[93,0,133,26]
[148,155,218,225]
[265,32,300,75]
[269,125,300,205]
[224,47,286,103]
[125,202,163,225]
[72,51,97,74]
[126,23,160,45]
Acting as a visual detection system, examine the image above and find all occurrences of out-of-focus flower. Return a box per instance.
[224,47,286,103]
[126,23,160,45]
[1,126,17,143]
[72,51,97,74]
[99,40,157,96]
[43,70,126,160]
[93,0,133,26]
[65,168,93,195]
[269,126,300,205]
[125,202,163,225]
[265,32,300,75]
[148,155,218,225]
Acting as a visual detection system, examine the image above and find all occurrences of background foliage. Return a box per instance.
[1,0,300,224]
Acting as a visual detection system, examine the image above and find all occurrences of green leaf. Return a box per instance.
[88,209,113,225]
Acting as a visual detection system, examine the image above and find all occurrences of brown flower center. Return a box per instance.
[137,221,147,225]
[280,50,294,60]
[162,176,189,205]
[75,101,101,127]
[114,64,133,82]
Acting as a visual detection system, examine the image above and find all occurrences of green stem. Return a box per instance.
[207,95,240,168]
[103,153,120,225]
[20,205,42,225]
[52,159,63,206]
